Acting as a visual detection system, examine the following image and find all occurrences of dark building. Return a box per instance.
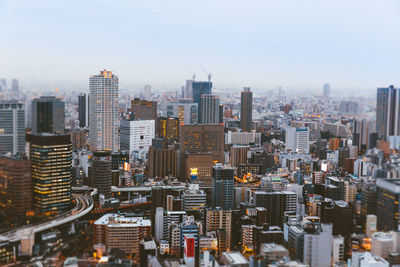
[156,117,179,141]
[28,134,72,213]
[148,144,178,178]
[376,85,398,140]
[0,155,31,217]
[92,151,112,197]
[31,96,65,134]
[192,81,212,123]
[376,179,400,231]
[0,101,25,155]
[180,124,224,154]
[240,87,253,132]
[111,152,129,187]
[361,182,377,216]
[78,93,88,128]
[219,104,224,124]
[211,164,234,210]
[254,191,297,227]
[130,98,157,120]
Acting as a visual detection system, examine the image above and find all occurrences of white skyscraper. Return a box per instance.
[89,70,119,152]
[144,84,151,100]
[323,83,330,99]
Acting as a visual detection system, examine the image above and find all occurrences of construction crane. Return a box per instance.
[185,67,196,81]
[200,65,212,82]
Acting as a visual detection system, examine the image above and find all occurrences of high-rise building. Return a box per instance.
[180,124,224,154]
[89,70,119,151]
[120,119,155,158]
[211,163,234,210]
[163,101,198,125]
[376,179,400,231]
[285,126,310,153]
[29,134,72,213]
[201,94,220,124]
[0,155,31,217]
[11,79,19,93]
[254,191,297,227]
[0,101,25,155]
[31,96,65,135]
[192,81,212,123]
[229,145,249,167]
[92,151,112,198]
[148,141,178,178]
[78,93,88,128]
[131,98,157,120]
[144,84,151,100]
[157,117,179,140]
[185,80,194,99]
[206,208,232,252]
[0,79,7,91]
[240,87,253,132]
[376,85,400,140]
[323,83,330,99]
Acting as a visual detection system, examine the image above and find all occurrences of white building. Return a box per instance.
[366,215,377,238]
[351,252,389,267]
[303,223,333,267]
[182,184,207,211]
[89,70,119,151]
[332,235,345,265]
[120,119,155,159]
[371,232,395,259]
[285,127,310,153]
[225,130,261,145]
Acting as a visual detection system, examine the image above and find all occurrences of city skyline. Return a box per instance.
[2,0,400,92]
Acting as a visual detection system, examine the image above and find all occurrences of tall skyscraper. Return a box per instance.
[29,134,72,213]
[240,87,253,132]
[185,80,194,99]
[89,70,119,151]
[323,83,330,99]
[192,81,212,123]
[78,93,88,128]
[130,98,157,120]
[0,101,25,155]
[201,94,220,124]
[211,163,234,210]
[11,79,19,93]
[31,96,65,135]
[353,119,376,152]
[376,85,400,140]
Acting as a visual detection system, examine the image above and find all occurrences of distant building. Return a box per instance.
[31,96,65,135]
[144,84,151,100]
[78,93,88,128]
[163,101,198,125]
[225,130,261,145]
[192,81,212,123]
[240,87,253,132]
[323,83,330,99]
[11,79,19,93]
[376,85,400,140]
[0,101,25,155]
[201,94,220,124]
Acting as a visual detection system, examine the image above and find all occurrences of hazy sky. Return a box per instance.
[1,0,400,93]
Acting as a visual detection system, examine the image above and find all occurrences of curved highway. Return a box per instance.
[0,190,96,243]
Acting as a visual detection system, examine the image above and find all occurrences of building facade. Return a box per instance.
[240,87,253,132]
[31,96,65,135]
[0,101,25,155]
